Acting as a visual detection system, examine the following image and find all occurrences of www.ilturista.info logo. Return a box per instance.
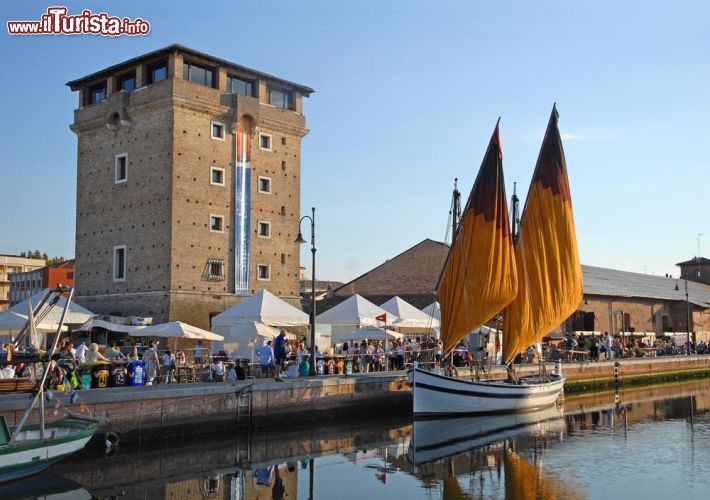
[7,6,150,36]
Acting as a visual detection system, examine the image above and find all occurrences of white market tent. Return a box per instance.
[76,319,144,334]
[315,294,398,344]
[380,296,439,329]
[128,321,223,341]
[210,321,296,361]
[0,289,93,333]
[210,290,308,360]
[211,290,309,327]
[342,326,403,343]
[420,301,442,340]
[420,302,441,322]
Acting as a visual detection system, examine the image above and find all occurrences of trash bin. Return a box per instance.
[80,373,92,390]
[345,360,353,374]
[91,365,109,388]
[128,360,145,386]
[109,364,128,387]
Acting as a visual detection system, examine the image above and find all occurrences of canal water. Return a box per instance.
[5,379,710,499]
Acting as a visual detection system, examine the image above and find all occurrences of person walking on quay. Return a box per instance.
[297,342,309,369]
[257,340,275,378]
[359,341,370,373]
[273,330,287,381]
[299,354,311,377]
[144,340,160,385]
[590,334,599,361]
[162,349,175,383]
[194,340,204,363]
[395,340,405,370]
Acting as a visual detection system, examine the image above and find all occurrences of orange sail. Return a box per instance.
[504,450,581,500]
[503,106,583,363]
[439,122,518,353]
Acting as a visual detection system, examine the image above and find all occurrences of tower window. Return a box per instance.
[258,176,272,194]
[205,258,225,281]
[268,87,292,110]
[87,82,107,105]
[117,72,136,92]
[115,153,128,183]
[257,221,271,238]
[211,121,225,140]
[227,75,255,96]
[113,245,127,282]
[210,214,224,233]
[146,61,167,84]
[210,167,225,186]
[183,61,215,88]
[259,133,272,150]
[257,264,270,281]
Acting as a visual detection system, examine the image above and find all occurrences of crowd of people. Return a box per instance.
[253,331,446,381]
[4,328,708,389]
[544,331,705,362]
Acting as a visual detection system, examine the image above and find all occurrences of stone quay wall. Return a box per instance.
[2,356,709,443]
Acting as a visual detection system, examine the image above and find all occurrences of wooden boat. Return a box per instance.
[412,107,583,416]
[0,418,96,483]
[411,366,564,416]
[408,405,564,465]
[0,286,97,483]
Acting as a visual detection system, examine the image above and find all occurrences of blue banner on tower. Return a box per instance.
[235,131,251,294]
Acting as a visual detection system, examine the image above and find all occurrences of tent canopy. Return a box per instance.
[76,319,145,334]
[211,290,309,328]
[341,326,403,343]
[0,289,93,332]
[380,296,439,328]
[315,294,397,327]
[420,302,441,322]
[212,321,295,361]
[128,321,223,341]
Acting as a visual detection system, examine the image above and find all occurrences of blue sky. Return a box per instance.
[1,0,708,282]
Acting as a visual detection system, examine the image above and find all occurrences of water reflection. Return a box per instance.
[7,379,710,499]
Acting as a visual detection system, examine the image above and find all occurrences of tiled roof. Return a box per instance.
[676,257,710,266]
[583,265,710,307]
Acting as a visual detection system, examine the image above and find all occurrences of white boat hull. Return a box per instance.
[409,406,564,465]
[410,367,565,416]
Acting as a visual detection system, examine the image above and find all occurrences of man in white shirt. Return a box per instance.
[256,341,275,377]
[75,341,87,364]
[194,340,204,363]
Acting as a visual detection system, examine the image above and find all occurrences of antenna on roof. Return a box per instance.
[698,233,704,258]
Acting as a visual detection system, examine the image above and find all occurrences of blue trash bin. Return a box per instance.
[128,360,145,386]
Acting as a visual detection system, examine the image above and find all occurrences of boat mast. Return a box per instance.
[511,181,520,245]
[452,177,461,238]
[9,286,74,444]
[503,182,520,373]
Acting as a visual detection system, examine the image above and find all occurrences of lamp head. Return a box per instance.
[295,232,306,244]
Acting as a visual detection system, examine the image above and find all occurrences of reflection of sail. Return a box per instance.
[504,450,580,500]
[409,406,564,465]
[443,473,469,500]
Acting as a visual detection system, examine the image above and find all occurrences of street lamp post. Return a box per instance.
[675,279,692,355]
[296,207,317,375]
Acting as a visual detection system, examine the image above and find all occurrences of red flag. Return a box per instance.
[375,313,387,323]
